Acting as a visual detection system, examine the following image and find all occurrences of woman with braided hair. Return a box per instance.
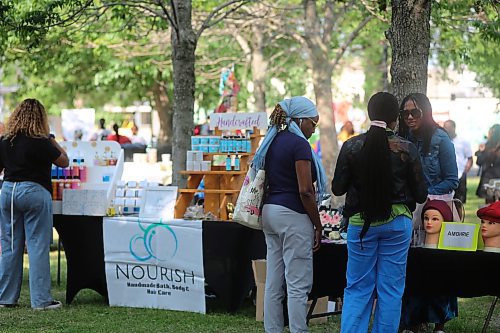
[253,96,327,333]
[0,99,68,310]
[332,92,427,332]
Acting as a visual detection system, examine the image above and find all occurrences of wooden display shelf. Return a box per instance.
[175,126,262,220]
[178,189,240,194]
[203,152,253,156]
[179,170,246,175]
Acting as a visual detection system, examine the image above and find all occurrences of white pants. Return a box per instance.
[262,204,314,333]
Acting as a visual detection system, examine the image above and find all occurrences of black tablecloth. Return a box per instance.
[311,243,500,299]
[53,216,266,312]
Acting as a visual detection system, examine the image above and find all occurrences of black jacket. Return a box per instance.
[332,130,428,219]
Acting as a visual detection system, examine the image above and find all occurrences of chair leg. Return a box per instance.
[481,296,498,333]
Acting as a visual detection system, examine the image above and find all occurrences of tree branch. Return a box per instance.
[156,0,177,31]
[331,15,373,67]
[321,0,335,45]
[196,0,249,39]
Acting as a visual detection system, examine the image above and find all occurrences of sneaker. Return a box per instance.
[0,304,17,308]
[33,300,62,311]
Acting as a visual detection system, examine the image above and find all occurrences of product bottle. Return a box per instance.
[79,159,87,183]
[71,159,80,179]
[234,155,240,171]
[225,154,232,171]
[109,151,117,166]
[93,152,100,166]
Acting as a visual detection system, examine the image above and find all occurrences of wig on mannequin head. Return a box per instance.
[359,92,399,241]
[398,93,439,154]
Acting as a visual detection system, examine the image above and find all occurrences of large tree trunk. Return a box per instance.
[250,25,267,112]
[311,63,338,184]
[387,0,431,103]
[171,0,197,187]
[152,72,173,148]
[303,0,338,194]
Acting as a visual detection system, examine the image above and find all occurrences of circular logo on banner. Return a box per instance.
[129,219,178,262]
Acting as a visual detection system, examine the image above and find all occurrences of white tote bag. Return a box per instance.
[233,168,266,230]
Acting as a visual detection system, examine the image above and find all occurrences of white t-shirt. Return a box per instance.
[451,136,472,176]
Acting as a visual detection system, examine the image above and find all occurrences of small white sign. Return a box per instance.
[209,112,268,130]
[139,186,178,219]
[438,222,479,251]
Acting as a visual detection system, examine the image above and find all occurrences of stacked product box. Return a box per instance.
[186,151,211,171]
[112,180,159,215]
[191,135,252,154]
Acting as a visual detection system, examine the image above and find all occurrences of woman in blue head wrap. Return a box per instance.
[254,96,325,333]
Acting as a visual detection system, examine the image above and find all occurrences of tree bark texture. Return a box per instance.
[387,0,431,103]
[152,73,173,148]
[303,0,338,191]
[171,0,197,188]
[250,25,267,112]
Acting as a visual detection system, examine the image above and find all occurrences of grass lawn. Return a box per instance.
[0,177,498,332]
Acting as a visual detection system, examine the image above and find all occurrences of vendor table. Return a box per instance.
[310,243,500,332]
[53,215,266,312]
[311,243,500,299]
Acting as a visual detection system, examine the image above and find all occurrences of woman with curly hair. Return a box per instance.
[0,99,68,310]
[253,96,327,333]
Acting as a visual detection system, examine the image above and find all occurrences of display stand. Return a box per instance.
[54,141,124,216]
[175,127,263,221]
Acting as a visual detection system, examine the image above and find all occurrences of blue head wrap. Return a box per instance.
[252,96,328,202]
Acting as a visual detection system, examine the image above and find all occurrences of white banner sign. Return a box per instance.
[104,217,205,313]
[209,112,268,130]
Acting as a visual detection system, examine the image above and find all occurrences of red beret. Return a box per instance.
[422,200,453,222]
[477,201,500,223]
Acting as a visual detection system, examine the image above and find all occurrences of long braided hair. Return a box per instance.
[269,104,287,130]
[5,99,50,141]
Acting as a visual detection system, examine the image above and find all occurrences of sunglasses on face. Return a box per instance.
[308,118,319,128]
[401,108,423,120]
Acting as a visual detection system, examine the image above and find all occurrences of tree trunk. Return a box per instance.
[311,62,338,191]
[303,0,338,194]
[250,25,267,112]
[152,72,173,148]
[171,0,197,187]
[387,0,431,103]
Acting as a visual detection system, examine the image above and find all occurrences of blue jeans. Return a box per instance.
[341,215,412,333]
[0,181,54,308]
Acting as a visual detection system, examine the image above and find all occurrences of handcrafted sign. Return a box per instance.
[104,217,205,313]
[210,112,268,130]
[139,186,178,219]
[438,222,480,251]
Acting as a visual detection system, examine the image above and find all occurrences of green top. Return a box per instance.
[348,204,412,227]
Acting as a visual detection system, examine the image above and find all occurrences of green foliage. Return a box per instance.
[432,0,500,96]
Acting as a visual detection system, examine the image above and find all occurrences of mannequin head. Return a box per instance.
[477,201,500,250]
[424,209,444,235]
[422,200,453,247]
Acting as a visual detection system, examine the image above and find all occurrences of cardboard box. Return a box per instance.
[252,259,328,324]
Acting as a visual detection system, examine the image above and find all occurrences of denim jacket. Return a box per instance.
[409,128,458,195]
[332,129,428,218]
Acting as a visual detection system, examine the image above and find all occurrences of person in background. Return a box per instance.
[90,118,111,141]
[107,123,131,145]
[332,92,427,333]
[444,120,473,203]
[255,96,327,333]
[475,124,500,203]
[399,93,459,333]
[0,98,69,310]
[130,124,147,145]
[337,120,356,144]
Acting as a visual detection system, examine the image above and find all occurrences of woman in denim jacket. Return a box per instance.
[398,93,459,333]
